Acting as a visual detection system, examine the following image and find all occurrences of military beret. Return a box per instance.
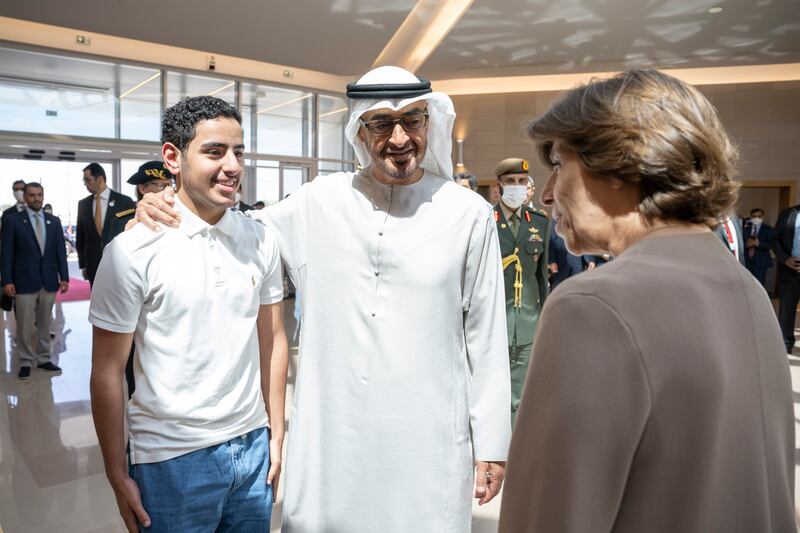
[127,160,175,185]
[494,158,530,178]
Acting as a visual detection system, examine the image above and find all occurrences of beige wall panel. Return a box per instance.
[453,81,800,201]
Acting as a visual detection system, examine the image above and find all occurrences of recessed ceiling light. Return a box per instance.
[708,6,723,13]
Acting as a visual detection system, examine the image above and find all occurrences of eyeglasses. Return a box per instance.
[143,180,172,191]
[360,112,429,136]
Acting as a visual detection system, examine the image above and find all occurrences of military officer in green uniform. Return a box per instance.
[494,157,550,425]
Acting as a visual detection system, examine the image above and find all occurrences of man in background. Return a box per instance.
[1,182,69,379]
[454,171,478,192]
[2,180,26,223]
[743,208,774,288]
[493,157,549,425]
[774,203,800,352]
[76,163,135,285]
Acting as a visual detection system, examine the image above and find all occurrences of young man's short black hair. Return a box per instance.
[750,208,765,216]
[162,96,242,152]
[12,179,25,190]
[24,182,43,193]
[83,162,106,180]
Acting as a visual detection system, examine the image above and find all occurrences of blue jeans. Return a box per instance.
[130,427,272,532]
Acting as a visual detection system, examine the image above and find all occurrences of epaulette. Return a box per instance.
[531,207,549,218]
[115,208,135,218]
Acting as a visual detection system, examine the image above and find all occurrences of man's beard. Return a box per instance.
[373,142,424,180]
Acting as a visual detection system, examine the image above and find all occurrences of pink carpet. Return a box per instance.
[56,277,91,303]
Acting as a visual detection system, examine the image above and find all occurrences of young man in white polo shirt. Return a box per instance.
[89,96,288,532]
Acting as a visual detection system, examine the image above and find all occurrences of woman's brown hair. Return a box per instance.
[527,68,739,227]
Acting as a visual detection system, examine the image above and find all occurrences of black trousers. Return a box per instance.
[777,267,800,352]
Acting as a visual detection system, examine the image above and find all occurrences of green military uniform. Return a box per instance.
[494,158,550,425]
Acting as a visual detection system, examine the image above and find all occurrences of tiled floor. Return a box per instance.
[0,282,797,532]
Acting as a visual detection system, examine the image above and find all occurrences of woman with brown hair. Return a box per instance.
[499,69,796,532]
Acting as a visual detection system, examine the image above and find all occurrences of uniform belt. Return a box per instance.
[502,246,523,309]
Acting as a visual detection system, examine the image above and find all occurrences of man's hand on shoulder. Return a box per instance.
[130,187,180,232]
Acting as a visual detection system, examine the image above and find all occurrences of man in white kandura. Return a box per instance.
[136,66,511,532]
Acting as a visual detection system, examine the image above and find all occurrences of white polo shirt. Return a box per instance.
[89,196,283,464]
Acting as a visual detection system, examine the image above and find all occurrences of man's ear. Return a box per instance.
[162,142,181,176]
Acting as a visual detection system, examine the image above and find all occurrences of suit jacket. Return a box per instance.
[76,189,135,283]
[494,203,550,347]
[1,203,24,222]
[742,221,775,269]
[500,231,795,533]
[1,209,68,294]
[716,215,746,266]
[773,204,800,277]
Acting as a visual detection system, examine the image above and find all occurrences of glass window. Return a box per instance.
[282,165,308,198]
[166,72,236,107]
[243,83,312,157]
[0,47,116,138]
[318,160,354,176]
[120,66,161,141]
[318,95,350,161]
[253,160,280,206]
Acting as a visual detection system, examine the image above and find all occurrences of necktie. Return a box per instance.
[34,213,45,254]
[509,212,519,238]
[94,193,103,236]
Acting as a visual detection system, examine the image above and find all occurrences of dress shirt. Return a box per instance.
[92,186,111,226]
[25,206,46,250]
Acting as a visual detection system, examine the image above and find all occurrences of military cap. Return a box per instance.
[127,160,175,185]
[494,158,530,178]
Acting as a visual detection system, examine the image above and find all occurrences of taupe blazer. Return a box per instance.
[500,231,796,533]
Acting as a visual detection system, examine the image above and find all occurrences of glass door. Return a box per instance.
[279,162,311,200]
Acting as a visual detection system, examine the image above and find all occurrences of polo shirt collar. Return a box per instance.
[175,195,236,237]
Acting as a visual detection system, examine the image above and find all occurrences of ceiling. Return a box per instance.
[0,0,798,81]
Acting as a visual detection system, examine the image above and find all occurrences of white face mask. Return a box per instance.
[750,217,762,225]
[502,185,528,210]
[13,190,24,203]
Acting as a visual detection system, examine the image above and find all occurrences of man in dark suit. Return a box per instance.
[1,183,69,379]
[1,179,26,223]
[743,208,775,288]
[716,215,746,266]
[0,180,26,311]
[548,230,596,290]
[76,162,135,285]
[773,204,800,352]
